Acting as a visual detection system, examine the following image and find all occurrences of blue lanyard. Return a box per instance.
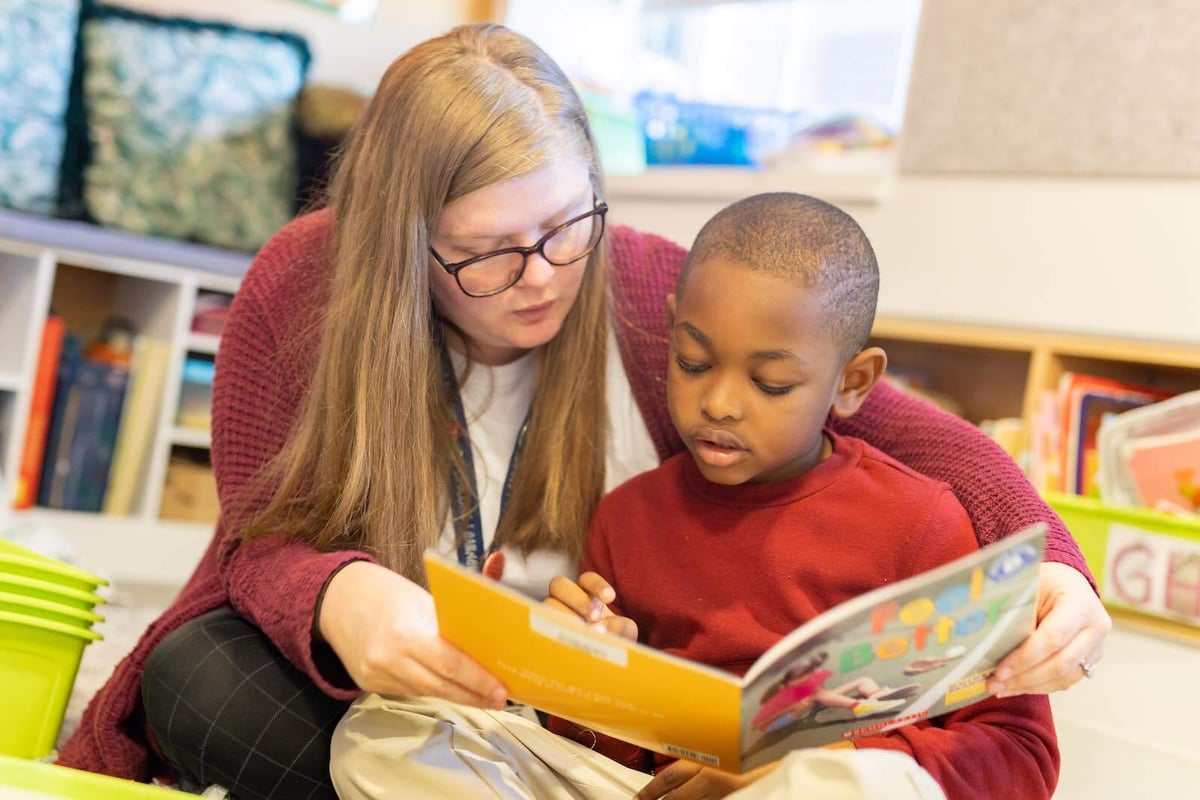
[443,349,530,571]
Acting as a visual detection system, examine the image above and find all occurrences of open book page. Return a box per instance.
[425,523,1046,774]
[1121,430,1200,512]
[1097,389,1200,507]
[737,524,1045,771]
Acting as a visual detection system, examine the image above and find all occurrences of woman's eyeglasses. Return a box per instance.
[430,199,608,298]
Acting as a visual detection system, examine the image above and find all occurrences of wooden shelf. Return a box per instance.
[606,162,893,204]
[186,332,220,355]
[169,426,211,449]
[1110,608,1200,649]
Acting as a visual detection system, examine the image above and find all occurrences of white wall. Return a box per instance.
[111,1,1200,346]
[113,0,477,91]
[612,175,1200,345]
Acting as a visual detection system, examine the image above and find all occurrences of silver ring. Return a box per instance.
[1078,658,1096,679]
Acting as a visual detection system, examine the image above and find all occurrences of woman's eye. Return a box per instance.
[755,380,794,396]
[675,356,709,374]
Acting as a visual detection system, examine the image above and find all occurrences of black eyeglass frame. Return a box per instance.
[429,199,609,298]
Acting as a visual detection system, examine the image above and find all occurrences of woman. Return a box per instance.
[58,23,1108,800]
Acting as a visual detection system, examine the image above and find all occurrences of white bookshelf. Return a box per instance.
[168,426,212,450]
[0,234,241,586]
[186,332,221,356]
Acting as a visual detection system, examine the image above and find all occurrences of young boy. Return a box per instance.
[546,193,1059,800]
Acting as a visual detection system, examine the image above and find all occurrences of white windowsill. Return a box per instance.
[604,149,897,205]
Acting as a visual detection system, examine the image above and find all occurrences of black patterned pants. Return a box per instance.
[142,607,349,800]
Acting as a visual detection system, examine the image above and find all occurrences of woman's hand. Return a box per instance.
[635,761,776,800]
[317,560,508,708]
[544,572,638,640]
[989,561,1112,696]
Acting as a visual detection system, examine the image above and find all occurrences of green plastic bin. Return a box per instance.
[1045,491,1200,629]
[0,553,107,594]
[0,590,104,629]
[0,754,186,798]
[0,609,102,759]
[0,574,104,612]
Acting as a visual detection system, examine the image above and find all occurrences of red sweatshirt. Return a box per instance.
[551,435,1059,800]
[58,208,1088,782]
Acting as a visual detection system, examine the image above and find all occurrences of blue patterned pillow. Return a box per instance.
[75,6,310,251]
[0,0,81,214]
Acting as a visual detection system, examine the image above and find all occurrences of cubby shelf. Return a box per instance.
[169,426,212,450]
[870,315,1200,641]
[0,233,241,586]
[186,332,221,356]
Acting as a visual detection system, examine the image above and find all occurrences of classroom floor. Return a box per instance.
[1049,619,1200,799]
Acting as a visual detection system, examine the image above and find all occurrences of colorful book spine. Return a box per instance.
[37,340,130,512]
[14,316,66,509]
[38,334,83,509]
[103,338,171,516]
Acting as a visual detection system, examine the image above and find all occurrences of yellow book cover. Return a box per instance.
[102,338,171,515]
[425,523,1045,774]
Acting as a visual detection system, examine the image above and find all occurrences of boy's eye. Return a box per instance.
[754,380,794,396]
[674,356,709,374]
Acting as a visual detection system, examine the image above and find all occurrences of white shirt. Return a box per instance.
[438,326,659,598]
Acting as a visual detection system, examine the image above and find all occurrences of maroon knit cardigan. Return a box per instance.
[57,209,1091,781]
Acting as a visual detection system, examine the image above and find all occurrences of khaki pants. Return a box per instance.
[331,694,946,800]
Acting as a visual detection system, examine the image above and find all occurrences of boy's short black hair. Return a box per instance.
[678,193,879,358]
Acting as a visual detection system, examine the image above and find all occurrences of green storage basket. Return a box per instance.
[1046,491,1200,630]
[0,552,107,593]
[0,589,104,629]
[0,573,104,611]
[0,754,186,797]
[0,609,101,760]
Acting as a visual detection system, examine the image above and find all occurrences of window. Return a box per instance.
[504,0,923,182]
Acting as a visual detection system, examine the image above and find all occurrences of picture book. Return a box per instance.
[1057,372,1173,497]
[103,337,171,516]
[1096,389,1200,507]
[425,523,1046,774]
[14,316,65,509]
[1121,429,1200,513]
[38,337,130,512]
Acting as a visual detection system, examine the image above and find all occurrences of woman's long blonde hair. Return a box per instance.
[245,24,610,583]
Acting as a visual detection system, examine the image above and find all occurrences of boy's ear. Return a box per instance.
[831,346,887,418]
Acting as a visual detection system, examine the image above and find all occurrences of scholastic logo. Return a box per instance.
[841,709,930,739]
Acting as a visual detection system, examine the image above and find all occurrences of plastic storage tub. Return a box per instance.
[0,754,185,798]
[0,574,104,612]
[0,590,103,629]
[0,539,107,595]
[1046,491,1200,630]
[0,609,101,759]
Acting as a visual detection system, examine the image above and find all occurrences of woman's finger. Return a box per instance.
[379,653,507,709]
[990,563,1111,695]
[991,631,1104,696]
[422,640,509,705]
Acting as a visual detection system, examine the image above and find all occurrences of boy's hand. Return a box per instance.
[544,573,638,641]
[635,761,776,800]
